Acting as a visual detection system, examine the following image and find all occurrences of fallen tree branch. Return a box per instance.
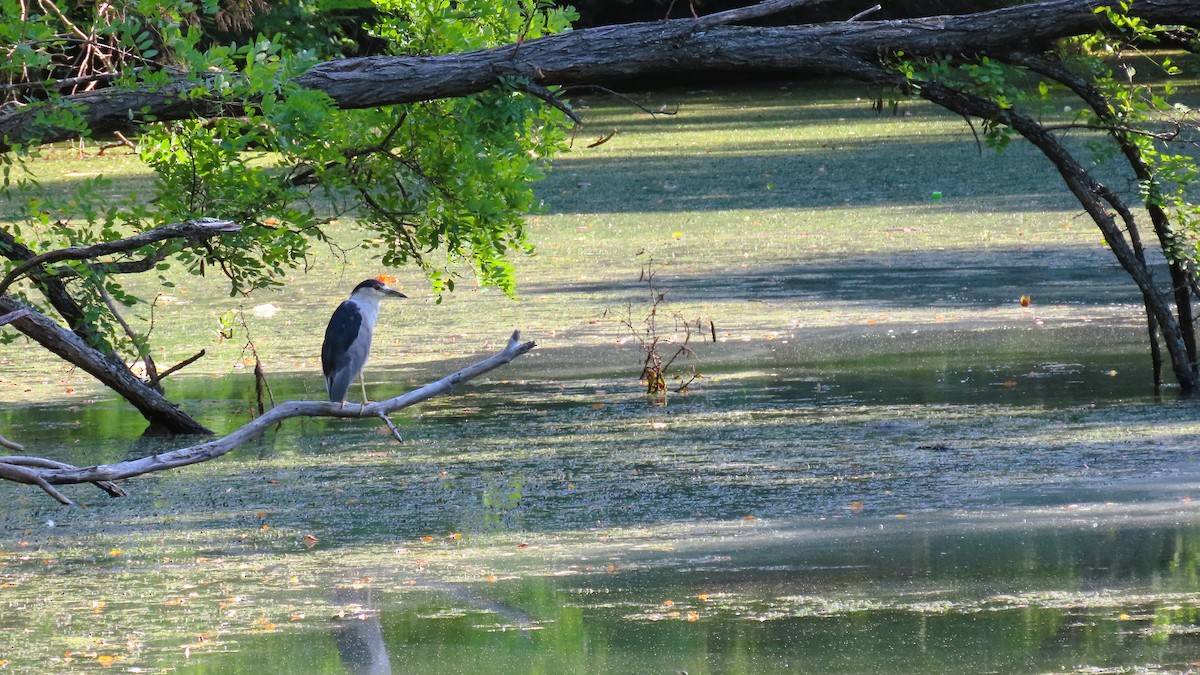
[0,456,127,504]
[3,0,1198,153]
[0,434,23,451]
[3,331,536,503]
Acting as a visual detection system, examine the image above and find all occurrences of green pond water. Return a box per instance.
[4,344,1200,674]
[5,81,1200,673]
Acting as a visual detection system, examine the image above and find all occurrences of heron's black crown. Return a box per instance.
[354,279,387,293]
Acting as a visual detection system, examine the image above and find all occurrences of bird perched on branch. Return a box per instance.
[322,277,407,407]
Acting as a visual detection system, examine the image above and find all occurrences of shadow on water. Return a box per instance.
[517,247,1141,309]
[539,137,1076,215]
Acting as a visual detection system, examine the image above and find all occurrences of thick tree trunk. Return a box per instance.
[2,0,1198,152]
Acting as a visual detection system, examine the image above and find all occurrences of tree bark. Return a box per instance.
[2,0,1198,153]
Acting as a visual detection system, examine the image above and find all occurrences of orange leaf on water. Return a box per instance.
[420,535,434,543]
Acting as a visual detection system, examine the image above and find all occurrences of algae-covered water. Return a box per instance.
[4,82,1200,673]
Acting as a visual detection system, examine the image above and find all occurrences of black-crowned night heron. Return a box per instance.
[321,278,407,406]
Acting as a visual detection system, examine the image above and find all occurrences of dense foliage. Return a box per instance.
[1,0,576,359]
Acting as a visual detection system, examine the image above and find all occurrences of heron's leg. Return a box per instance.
[358,372,369,405]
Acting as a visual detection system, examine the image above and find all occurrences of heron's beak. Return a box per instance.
[383,287,407,298]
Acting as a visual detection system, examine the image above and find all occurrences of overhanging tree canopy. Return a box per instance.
[2,0,1199,439]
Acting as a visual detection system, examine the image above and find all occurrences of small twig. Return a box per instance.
[512,80,582,125]
[560,85,677,118]
[686,0,829,31]
[376,412,404,443]
[0,434,23,451]
[848,4,882,22]
[98,283,159,388]
[150,349,206,384]
[587,130,617,148]
[97,131,136,155]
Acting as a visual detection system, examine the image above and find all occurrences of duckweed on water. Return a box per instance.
[5,82,1200,673]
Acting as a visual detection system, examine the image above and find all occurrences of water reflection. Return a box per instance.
[331,587,391,675]
[183,513,1200,674]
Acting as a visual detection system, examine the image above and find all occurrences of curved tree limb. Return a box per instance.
[0,218,241,296]
[3,331,536,503]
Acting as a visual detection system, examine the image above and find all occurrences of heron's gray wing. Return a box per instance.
[322,300,364,401]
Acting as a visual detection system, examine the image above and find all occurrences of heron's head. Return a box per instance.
[351,278,407,300]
